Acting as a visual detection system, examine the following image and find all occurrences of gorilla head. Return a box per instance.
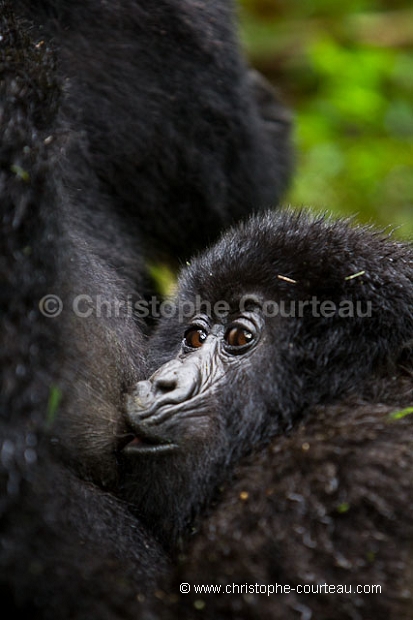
[121,209,413,548]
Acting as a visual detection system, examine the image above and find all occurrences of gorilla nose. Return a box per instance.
[152,365,179,393]
[127,359,199,422]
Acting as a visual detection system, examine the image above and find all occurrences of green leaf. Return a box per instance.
[388,406,413,421]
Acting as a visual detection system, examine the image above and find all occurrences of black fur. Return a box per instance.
[151,397,413,620]
[0,6,166,617]
[123,210,413,617]
[14,0,292,261]
[0,1,292,616]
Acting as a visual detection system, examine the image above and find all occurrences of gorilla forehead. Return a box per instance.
[180,209,413,306]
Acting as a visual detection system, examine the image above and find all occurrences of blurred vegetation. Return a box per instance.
[238,0,413,236]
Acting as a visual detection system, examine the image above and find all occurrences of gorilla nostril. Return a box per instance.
[153,372,178,393]
[150,360,184,394]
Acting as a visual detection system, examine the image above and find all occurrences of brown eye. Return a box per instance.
[225,327,253,348]
[184,328,208,349]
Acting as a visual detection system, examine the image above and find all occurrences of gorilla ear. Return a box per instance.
[247,69,292,127]
[395,340,413,368]
[372,284,413,365]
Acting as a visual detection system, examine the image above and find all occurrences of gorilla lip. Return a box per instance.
[122,434,178,454]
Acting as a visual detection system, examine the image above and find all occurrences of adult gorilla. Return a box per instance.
[14,0,292,260]
[0,1,292,617]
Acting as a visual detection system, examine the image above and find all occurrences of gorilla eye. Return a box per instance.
[225,326,253,348]
[184,327,208,349]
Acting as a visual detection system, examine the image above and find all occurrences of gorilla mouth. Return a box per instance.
[122,432,178,455]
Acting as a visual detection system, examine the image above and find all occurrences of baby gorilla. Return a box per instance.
[121,209,413,550]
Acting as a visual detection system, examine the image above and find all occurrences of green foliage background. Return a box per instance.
[238,0,413,236]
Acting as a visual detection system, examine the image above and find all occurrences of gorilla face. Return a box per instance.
[122,299,273,549]
[125,298,268,450]
[121,209,413,549]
